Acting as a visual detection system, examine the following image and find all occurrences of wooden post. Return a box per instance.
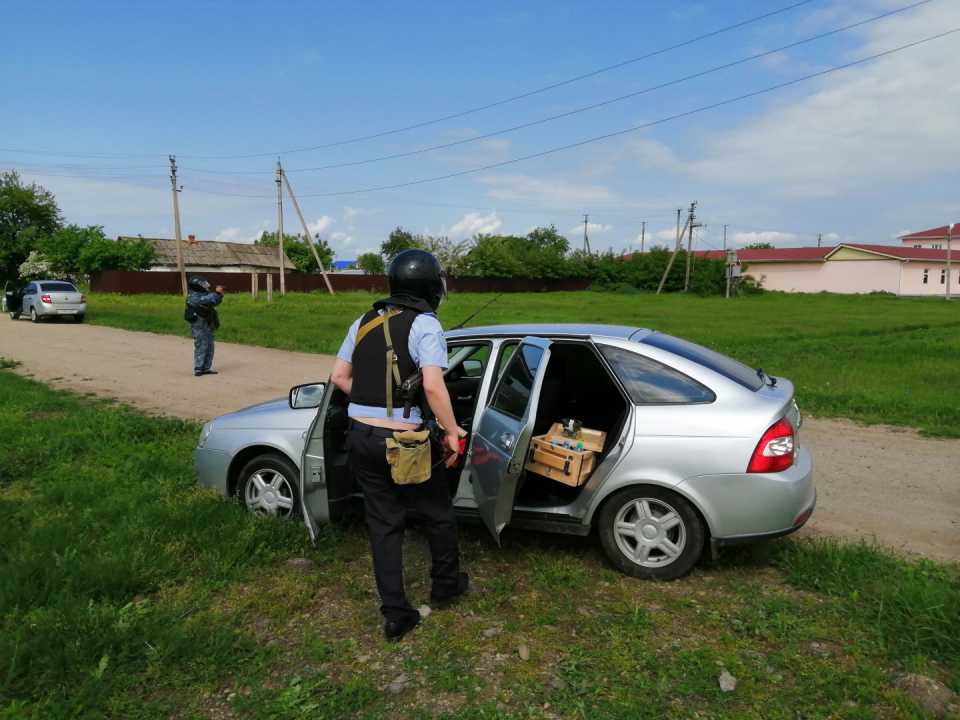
[282,169,336,296]
[251,272,258,299]
[266,273,273,302]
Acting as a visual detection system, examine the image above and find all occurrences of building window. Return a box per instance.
[942,270,947,284]
[923,269,929,284]
[913,244,922,248]
[933,244,943,249]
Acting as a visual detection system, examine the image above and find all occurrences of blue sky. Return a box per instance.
[2,0,958,261]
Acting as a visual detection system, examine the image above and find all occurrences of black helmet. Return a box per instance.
[188,275,211,293]
[387,249,447,311]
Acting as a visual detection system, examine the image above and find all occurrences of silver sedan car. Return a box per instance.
[4,280,87,322]
[194,324,815,580]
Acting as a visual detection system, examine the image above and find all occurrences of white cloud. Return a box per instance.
[569,221,613,234]
[447,211,502,237]
[342,206,382,221]
[732,231,798,246]
[331,231,355,246]
[822,232,840,242]
[672,1,960,197]
[308,215,334,236]
[214,226,261,244]
[478,173,622,206]
[439,139,512,168]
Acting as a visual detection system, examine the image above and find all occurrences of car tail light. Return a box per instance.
[747,417,795,473]
[81,295,87,303]
[40,294,51,304]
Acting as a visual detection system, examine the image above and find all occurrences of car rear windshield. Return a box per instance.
[40,282,77,292]
[640,333,763,391]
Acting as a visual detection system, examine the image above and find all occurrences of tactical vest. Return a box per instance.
[349,308,420,415]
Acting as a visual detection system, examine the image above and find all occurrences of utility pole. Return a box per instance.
[640,221,646,254]
[818,233,822,248]
[276,160,285,296]
[723,224,728,251]
[683,201,701,292]
[657,207,691,295]
[947,223,954,302]
[281,169,335,296]
[582,214,591,254]
[169,156,187,295]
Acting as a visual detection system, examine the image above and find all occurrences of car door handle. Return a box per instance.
[499,432,515,451]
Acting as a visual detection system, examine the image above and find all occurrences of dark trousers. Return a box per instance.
[348,420,461,624]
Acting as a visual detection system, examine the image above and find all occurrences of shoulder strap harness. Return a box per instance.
[356,307,404,417]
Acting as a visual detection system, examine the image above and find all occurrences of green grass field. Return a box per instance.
[2,366,959,719]
[86,290,960,436]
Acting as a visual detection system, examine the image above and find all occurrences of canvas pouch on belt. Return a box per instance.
[385,429,432,485]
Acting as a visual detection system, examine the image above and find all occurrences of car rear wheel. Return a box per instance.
[29,306,40,323]
[236,453,301,520]
[75,314,85,323]
[598,486,704,580]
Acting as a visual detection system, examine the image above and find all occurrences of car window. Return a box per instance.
[39,282,77,292]
[600,345,715,404]
[25,284,36,293]
[640,333,763,391]
[446,344,489,377]
[490,343,544,420]
[496,342,518,377]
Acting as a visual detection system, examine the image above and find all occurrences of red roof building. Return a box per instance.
[622,243,958,296]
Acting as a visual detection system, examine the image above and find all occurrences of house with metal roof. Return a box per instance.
[122,236,296,273]
[624,242,957,296]
[899,224,959,250]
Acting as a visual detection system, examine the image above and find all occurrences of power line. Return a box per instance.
[180,1,927,176]
[177,1,816,159]
[182,28,960,200]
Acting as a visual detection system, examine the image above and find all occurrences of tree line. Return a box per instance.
[357,226,762,295]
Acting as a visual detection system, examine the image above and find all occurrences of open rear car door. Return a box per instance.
[470,336,552,544]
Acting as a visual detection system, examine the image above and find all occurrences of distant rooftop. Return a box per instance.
[123,237,295,271]
[898,225,960,240]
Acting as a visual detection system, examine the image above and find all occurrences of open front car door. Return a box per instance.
[299,382,334,544]
[470,336,552,544]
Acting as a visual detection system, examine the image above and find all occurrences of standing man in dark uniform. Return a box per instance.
[185,275,224,376]
[330,249,468,642]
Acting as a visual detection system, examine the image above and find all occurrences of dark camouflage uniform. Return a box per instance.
[186,291,223,373]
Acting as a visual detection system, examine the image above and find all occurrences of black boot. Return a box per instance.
[430,572,469,609]
[384,614,420,642]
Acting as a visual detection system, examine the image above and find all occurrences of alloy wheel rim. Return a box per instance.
[613,497,686,568]
[244,468,296,517]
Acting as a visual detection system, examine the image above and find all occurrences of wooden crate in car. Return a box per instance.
[543,423,606,453]
[523,437,596,487]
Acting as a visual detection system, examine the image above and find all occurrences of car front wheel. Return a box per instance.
[236,453,301,520]
[598,486,704,580]
[29,306,40,323]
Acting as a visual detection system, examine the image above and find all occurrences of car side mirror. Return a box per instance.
[289,382,326,409]
[462,359,483,377]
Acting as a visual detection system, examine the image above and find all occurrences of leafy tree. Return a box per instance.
[742,242,774,250]
[356,252,386,274]
[0,171,63,280]
[31,225,155,278]
[457,235,523,277]
[256,231,335,273]
[381,227,420,263]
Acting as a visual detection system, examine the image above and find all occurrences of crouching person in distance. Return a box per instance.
[329,249,468,643]
[184,275,225,376]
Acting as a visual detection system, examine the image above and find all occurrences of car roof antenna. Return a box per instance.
[449,293,504,331]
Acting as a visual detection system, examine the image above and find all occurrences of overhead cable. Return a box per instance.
[182,27,960,199]
[178,1,815,159]
[182,0,929,176]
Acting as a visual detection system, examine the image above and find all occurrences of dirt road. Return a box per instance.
[2,319,957,560]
